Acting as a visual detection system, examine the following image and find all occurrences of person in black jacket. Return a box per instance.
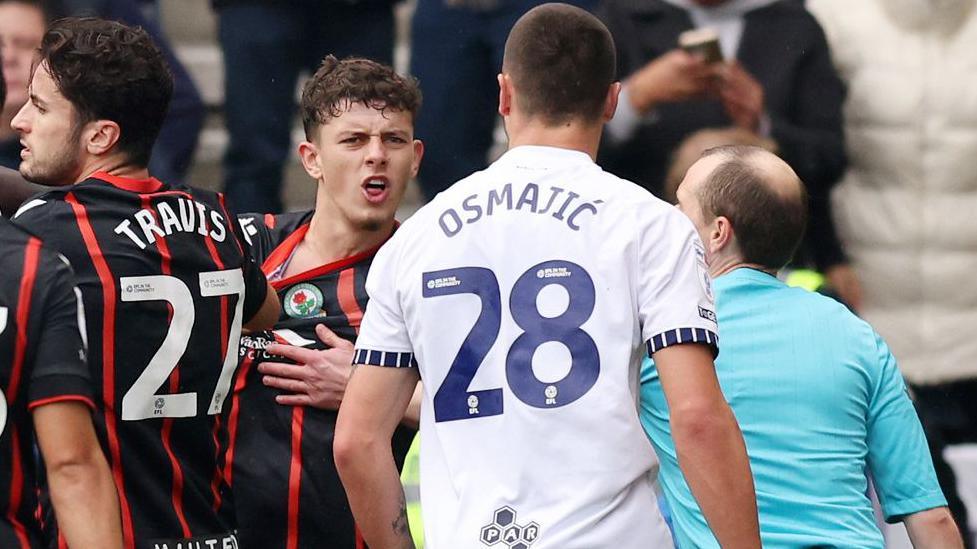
[213,0,398,214]
[596,0,860,307]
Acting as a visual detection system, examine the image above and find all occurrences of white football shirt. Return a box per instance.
[354,146,718,549]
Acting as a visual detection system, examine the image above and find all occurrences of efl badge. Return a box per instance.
[283,283,324,319]
[693,242,713,300]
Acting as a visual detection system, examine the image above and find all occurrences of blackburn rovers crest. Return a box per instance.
[283,283,324,319]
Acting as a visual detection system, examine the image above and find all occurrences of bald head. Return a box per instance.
[687,145,808,270]
[502,3,616,125]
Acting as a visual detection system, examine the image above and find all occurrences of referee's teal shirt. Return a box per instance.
[641,268,946,548]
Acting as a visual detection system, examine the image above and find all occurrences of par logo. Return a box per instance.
[480,506,540,549]
[284,283,324,319]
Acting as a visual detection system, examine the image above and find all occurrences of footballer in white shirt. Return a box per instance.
[334,4,761,549]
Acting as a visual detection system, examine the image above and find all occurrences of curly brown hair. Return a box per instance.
[300,55,422,140]
[37,17,173,168]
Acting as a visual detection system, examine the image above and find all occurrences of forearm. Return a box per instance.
[48,456,123,548]
[337,439,414,549]
[905,507,964,549]
[400,382,422,430]
[673,403,760,548]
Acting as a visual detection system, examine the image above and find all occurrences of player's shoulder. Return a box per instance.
[772,280,877,345]
[238,210,313,236]
[237,209,313,250]
[11,186,73,220]
[175,183,224,207]
[598,167,668,206]
[0,216,39,271]
[594,168,692,232]
[7,188,79,249]
[0,215,77,282]
[0,214,35,243]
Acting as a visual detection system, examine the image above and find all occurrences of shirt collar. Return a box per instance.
[714,266,782,292]
[493,145,597,171]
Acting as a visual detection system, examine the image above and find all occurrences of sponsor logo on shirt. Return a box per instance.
[283,283,325,319]
[698,306,717,323]
[480,506,540,548]
[427,276,462,289]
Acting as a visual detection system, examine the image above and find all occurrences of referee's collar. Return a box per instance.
[717,267,782,289]
[495,145,596,169]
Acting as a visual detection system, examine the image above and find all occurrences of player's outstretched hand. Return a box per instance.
[260,324,355,410]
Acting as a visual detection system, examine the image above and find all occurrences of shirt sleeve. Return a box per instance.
[867,332,947,521]
[235,213,270,257]
[12,195,60,244]
[352,232,416,368]
[240,251,269,324]
[638,207,719,358]
[228,214,270,323]
[27,252,95,410]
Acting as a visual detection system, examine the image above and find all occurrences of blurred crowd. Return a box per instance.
[2,0,976,544]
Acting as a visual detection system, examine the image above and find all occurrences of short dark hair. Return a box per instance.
[503,3,616,125]
[698,146,808,270]
[37,17,173,167]
[300,55,422,140]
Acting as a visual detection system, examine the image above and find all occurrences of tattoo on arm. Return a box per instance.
[392,491,414,548]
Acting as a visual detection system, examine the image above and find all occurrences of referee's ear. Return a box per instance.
[708,215,736,257]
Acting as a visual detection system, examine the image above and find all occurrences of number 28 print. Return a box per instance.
[423,260,600,423]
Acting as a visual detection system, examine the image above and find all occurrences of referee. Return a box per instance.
[642,145,962,548]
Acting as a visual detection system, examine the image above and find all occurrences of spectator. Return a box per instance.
[807,0,977,545]
[643,145,962,548]
[214,0,398,214]
[410,0,595,201]
[58,0,206,186]
[662,126,776,202]
[0,0,47,170]
[595,0,859,307]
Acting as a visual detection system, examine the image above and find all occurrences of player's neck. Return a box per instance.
[711,257,776,278]
[504,119,603,160]
[302,210,393,265]
[74,156,150,184]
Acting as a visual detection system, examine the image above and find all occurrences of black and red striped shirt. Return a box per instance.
[13,173,269,548]
[225,211,415,549]
[0,216,92,549]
